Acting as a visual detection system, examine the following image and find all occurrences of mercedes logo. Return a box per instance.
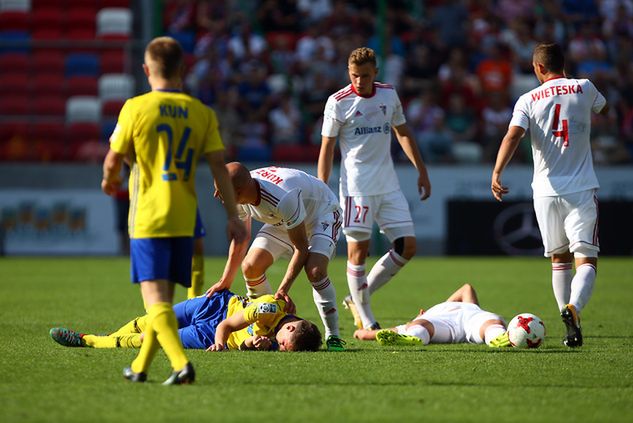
[493,203,543,256]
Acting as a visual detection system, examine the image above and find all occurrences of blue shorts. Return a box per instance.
[174,289,235,349]
[130,237,193,287]
[194,208,206,239]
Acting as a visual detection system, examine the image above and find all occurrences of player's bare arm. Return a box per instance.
[240,335,273,351]
[491,126,526,202]
[206,218,252,297]
[101,149,124,196]
[318,136,337,184]
[206,150,248,243]
[274,222,309,314]
[393,124,431,200]
[445,283,479,304]
[207,312,250,351]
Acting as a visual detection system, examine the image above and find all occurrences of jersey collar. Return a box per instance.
[543,75,565,83]
[155,88,183,93]
[351,83,376,98]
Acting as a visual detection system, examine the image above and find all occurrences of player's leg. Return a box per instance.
[243,229,283,297]
[188,210,206,299]
[368,191,416,295]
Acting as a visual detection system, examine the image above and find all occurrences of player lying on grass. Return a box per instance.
[50,290,322,352]
[353,284,511,347]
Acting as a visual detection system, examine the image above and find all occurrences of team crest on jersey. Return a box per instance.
[383,123,391,134]
[379,104,387,115]
[257,303,278,314]
[355,110,363,117]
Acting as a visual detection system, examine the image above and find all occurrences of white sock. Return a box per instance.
[244,274,272,298]
[552,262,573,310]
[570,263,597,313]
[311,276,339,338]
[346,262,377,328]
[367,249,408,295]
[484,324,506,345]
[403,325,430,345]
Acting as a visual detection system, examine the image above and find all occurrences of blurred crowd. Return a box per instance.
[164,0,633,165]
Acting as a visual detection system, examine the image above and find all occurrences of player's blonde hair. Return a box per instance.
[145,36,184,79]
[348,47,377,67]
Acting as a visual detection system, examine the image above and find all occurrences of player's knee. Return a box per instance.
[241,258,263,279]
[394,237,416,259]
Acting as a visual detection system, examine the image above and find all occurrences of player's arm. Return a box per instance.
[491,125,526,202]
[275,221,309,313]
[393,123,431,200]
[206,150,247,243]
[318,136,337,184]
[445,283,479,305]
[353,327,396,340]
[240,335,273,351]
[101,149,125,196]
[206,217,252,297]
[207,312,250,351]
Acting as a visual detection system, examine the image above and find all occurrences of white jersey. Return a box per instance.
[238,167,339,229]
[321,82,407,196]
[510,77,606,197]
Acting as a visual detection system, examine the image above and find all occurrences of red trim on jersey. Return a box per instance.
[334,87,354,101]
[351,83,376,98]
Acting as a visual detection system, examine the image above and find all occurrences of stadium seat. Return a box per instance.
[0,52,29,73]
[67,8,97,41]
[0,0,31,11]
[100,50,126,73]
[33,95,66,116]
[0,120,29,144]
[0,10,29,31]
[98,73,134,100]
[31,8,63,31]
[0,95,29,115]
[0,73,28,94]
[30,121,66,161]
[31,73,65,95]
[30,0,58,9]
[65,53,100,77]
[32,50,65,73]
[0,30,30,53]
[67,122,106,162]
[101,99,124,118]
[65,96,101,123]
[66,75,99,96]
[96,8,132,40]
[99,0,130,7]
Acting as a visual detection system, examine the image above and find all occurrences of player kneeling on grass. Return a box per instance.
[50,290,321,353]
[353,284,512,348]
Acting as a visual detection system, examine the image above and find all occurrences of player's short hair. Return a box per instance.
[289,320,322,352]
[533,43,565,73]
[348,47,377,67]
[145,36,184,79]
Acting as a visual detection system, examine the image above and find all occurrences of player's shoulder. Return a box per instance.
[374,82,394,90]
[331,84,355,102]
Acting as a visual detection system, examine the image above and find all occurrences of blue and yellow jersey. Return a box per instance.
[226,295,287,350]
[110,90,224,238]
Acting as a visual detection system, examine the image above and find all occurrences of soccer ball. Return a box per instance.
[507,313,545,348]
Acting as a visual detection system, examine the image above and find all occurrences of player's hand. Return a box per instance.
[418,174,431,201]
[274,290,296,314]
[206,343,226,352]
[227,217,248,243]
[491,174,509,202]
[206,281,230,297]
[101,178,121,196]
[252,335,272,350]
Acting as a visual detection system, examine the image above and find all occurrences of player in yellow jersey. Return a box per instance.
[50,290,322,352]
[101,36,246,384]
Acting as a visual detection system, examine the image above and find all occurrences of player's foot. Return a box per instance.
[163,362,195,385]
[326,335,346,351]
[375,329,422,347]
[561,304,583,347]
[342,295,363,329]
[488,331,512,348]
[123,367,147,383]
[49,327,85,347]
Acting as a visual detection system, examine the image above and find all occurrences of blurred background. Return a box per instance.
[0,0,632,257]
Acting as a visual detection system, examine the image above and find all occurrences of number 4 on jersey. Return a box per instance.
[552,104,569,147]
[157,124,194,181]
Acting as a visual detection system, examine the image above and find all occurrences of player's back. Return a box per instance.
[112,90,223,237]
[514,77,605,196]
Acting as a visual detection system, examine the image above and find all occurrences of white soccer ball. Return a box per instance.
[507,313,545,348]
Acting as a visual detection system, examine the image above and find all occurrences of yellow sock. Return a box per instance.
[130,314,159,374]
[83,334,142,348]
[187,254,204,298]
[151,302,189,371]
[109,316,146,337]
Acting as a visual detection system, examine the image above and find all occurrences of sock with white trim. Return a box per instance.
[552,262,573,310]
[569,263,597,313]
[367,249,409,295]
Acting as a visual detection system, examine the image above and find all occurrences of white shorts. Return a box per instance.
[533,189,600,257]
[412,302,503,344]
[251,208,342,261]
[341,190,414,242]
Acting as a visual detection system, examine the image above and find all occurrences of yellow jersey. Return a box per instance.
[226,295,288,350]
[110,90,224,238]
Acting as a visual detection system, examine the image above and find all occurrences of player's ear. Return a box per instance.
[142,63,150,77]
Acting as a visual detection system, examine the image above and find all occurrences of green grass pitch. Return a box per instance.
[1,256,632,422]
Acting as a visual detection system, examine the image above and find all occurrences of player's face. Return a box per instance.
[348,62,377,96]
[275,320,301,351]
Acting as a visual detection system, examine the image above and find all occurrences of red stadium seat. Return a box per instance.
[32,51,65,73]
[0,119,30,161]
[0,52,29,73]
[100,50,126,73]
[66,75,99,96]
[0,73,28,95]
[30,122,67,161]
[67,122,107,162]
[0,11,29,32]
[67,8,97,41]
[33,95,66,116]
[0,95,29,115]
[101,99,125,118]
[100,0,130,7]
[31,73,65,96]
[32,8,64,31]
